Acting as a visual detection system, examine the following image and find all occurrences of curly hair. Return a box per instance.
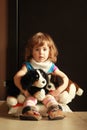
[25,32,58,63]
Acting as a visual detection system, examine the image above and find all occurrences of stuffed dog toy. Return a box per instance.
[46,74,84,105]
[6,69,48,115]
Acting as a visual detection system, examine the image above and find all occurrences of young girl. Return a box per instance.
[14,32,69,120]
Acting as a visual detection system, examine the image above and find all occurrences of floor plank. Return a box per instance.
[0,101,87,130]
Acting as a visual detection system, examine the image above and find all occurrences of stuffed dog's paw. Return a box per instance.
[34,89,45,101]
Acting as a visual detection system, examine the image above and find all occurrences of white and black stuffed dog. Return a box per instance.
[21,69,48,100]
[6,69,49,107]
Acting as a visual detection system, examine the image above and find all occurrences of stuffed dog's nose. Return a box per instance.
[48,85,51,88]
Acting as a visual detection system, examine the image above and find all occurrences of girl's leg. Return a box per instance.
[43,94,65,120]
[20,96,42,120]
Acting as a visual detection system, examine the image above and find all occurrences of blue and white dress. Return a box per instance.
[23,59,58,73]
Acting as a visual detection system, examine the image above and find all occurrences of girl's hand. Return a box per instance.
[49,90,61,101]
[49,89,60,97]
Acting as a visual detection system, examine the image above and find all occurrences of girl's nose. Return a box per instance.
[39,49,43,54]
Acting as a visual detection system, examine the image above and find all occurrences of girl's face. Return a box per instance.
[32,42,50,62]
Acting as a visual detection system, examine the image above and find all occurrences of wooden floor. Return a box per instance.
[0,101,87,130]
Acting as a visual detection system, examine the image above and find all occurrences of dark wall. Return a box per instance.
[7,0,18,79]
[0,0,8,100]
[8,0,87,110]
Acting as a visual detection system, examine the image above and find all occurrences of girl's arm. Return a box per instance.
[50,68,69,97]
[13,65,30,97]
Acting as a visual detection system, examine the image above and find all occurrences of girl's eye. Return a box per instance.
[35,48,39,51]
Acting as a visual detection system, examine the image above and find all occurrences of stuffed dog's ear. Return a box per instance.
[21,72,31,90]
[21,70,36,89]
[21,69,40,90]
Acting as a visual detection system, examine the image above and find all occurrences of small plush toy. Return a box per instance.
[6,69,48,115]
[46,74,84,105]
